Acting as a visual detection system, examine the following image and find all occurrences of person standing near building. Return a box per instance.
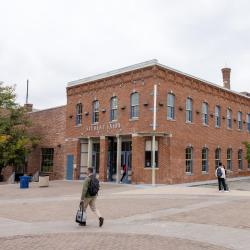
[215,162,228,192]
[80,167,104,227]
[120,164,127,183]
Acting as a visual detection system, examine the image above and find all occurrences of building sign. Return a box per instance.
[86,122,121,132]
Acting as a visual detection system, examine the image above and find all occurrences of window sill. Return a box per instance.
[109,120,118,123]
[91,122,99,125]
[237,129,243,132]
[185,172,193,176]
[215,126,221,129]
[129,118,139,121]
[226,128,233,130]
[202,171,208,175]
[167,118,176,122]
[75,124,82,128]
[185,121,193,124]
[202,124,209,127]
[144,167,159,170]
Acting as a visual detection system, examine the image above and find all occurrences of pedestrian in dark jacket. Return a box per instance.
[80,167,104,227]
[215,162,228,192]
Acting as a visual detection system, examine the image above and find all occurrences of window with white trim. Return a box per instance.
[186,98,193,122]
[202,102,208,125]
[227,108,232,129]
[130,92,139,118]
[238,111,243,130]
[92,100,99,123]
[76,103,82,125]
[167,93,175,119]
[185,147,193,173]
[238,149,243,170]
[215,148,221,169]
[247,113,250,132]
[202,148,208,172]
[227,148,232,170]
[110,97,118,121]
[215,105,221,128]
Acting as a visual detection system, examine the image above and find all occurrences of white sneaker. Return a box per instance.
[224,190,229,192]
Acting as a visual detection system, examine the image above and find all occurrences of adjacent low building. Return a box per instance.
[26,59,250,184]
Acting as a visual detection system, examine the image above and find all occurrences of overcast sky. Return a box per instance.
[1,0,250,109]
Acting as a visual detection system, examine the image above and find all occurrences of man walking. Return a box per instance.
[215,162,228,192]
[80,167,104,227]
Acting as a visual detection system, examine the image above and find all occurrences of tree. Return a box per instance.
[242,141,250,166]
[0,83,39,180]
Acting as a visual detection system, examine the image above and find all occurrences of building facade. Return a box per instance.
[24,59,250,184]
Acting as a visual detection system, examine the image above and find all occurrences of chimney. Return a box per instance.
[221,67,231,89]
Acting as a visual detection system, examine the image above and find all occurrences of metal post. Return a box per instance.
[152,84,157,186]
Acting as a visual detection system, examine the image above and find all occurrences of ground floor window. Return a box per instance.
[185,147,193,173]
[238,149,243,170]
[41,148,54,172]
[215,148,221,169]
[201,148,208,172]
[145,140,158,168]
[227,148,232,170]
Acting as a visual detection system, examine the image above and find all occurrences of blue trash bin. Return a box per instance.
[20,176,30,189]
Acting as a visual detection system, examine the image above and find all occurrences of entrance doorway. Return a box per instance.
[107,138,132,183]
[92,143,100,176]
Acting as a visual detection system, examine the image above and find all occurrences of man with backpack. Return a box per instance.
[80,167,104,227]
[215,162,228,192]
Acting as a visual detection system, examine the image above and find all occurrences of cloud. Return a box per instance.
[0,0,250,109]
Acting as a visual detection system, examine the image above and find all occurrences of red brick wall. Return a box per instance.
[66,65,250,184]
[27,106,66,180]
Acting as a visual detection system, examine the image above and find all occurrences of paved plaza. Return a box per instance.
[1,178,250,250]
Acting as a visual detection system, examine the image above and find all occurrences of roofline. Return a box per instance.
[67,60,250,100]
[28,105,66,114]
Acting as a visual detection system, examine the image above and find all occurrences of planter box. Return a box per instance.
[39,175,49,187]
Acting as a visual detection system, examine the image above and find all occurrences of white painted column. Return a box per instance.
[87,137,93,168]
[116,135,122,183]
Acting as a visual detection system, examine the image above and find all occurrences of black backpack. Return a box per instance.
[88,176,100,196]
[216,167,222,177]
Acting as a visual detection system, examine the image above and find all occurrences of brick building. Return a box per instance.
[26,59,250,184]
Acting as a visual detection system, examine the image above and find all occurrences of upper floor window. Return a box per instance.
[227,108,232,129]
[227,148,232,170]
[215,148,221,169]
[185,147,193,173]
[202,148,208,172]
[167,93,175,120]
[238,111,243,130]
[215,105,221,128]
[202,102,208,125]
[186,98,193,123]
[110,97,118,121]
[92,100,99,123]
[41,148,54,173]
[130,92,139,118]
[238,149,243,170]
[247,113,250,133]
[76,103,82,125]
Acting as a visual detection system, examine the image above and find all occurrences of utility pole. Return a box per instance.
[152,84,157,186]
[26,79,29,104]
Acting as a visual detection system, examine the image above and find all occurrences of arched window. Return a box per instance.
[167,93,175,119]
[238,149,243,170]
[215,148,221,169]
[76,103,82,125]
[130,92,139,118]
[185,147,193,173]
[215,105,221,128]
[186,98,193,122]
[238,111,243,130]
[227,109,232,129]
[202,102,208,125]
[227,148,232,170]
[92,100,99,123]
[202,148,208,172]
[110,97,118,121]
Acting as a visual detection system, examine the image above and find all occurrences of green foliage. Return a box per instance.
[0,83,39,175]
[242,141,250,164]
